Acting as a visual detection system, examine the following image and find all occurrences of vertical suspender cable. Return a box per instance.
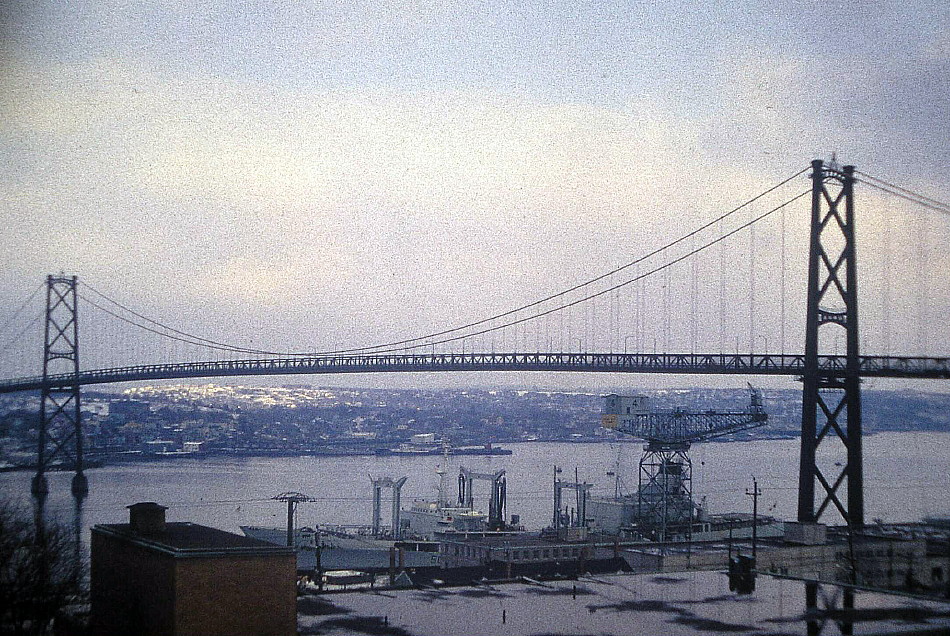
[719,217,726,354]
[915,208,926,356]
[780,205,786,354]
[690,234,697,354]
[749,204,756,355]
[882,197,891,356]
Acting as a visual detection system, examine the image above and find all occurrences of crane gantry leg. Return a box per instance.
[638,443,692,543]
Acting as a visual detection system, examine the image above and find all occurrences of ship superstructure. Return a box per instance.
[403,460,490,536]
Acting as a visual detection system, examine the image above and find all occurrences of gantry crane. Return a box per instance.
[458,467,507,530]
[602,385,767,541]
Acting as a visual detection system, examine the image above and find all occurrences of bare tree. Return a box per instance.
[0,500,84,635]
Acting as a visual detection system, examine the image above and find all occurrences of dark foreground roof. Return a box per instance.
[299,570,950,636]
[93,522,295,558]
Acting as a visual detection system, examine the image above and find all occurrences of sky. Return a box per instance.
[1,0,948,390]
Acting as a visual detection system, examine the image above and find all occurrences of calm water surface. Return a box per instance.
[1,433,948,540]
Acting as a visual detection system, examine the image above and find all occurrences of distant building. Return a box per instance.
[142,440,177,454]
[438,531,628,580]
[109,399,151,420]
[90,502,296,636]
[410,432,437,445]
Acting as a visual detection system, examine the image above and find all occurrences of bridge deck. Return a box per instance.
[1,352,948,393]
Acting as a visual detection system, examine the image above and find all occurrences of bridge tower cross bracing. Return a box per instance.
[31,274,87,501]
[798,160,864,529]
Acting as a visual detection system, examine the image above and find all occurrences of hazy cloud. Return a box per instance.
[1,1,948,388]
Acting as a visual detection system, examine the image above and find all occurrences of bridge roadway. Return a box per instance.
[1,352,949,393]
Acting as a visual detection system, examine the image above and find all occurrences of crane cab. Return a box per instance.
[602,394,651,429]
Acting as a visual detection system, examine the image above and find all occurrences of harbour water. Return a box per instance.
[1,433,948,540]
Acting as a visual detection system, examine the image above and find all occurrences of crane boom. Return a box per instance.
[603,386,767,445]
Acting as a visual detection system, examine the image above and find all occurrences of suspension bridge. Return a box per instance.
[1,159,949,535]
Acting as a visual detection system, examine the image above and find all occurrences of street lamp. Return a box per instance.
[624,335,636,354]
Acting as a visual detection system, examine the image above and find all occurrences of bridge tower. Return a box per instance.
[798,160,863,528]
[31,275,88,500]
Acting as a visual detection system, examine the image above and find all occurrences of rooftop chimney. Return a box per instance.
[128,502,167,535]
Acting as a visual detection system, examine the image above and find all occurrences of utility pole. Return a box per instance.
[273,492,314,548]
[746,477,761,561]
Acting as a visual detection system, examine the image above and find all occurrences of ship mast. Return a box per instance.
[436,442,449,506]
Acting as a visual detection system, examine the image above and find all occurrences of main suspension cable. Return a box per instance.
[0,281,44,340]
[81,285,285,356]
[364,189,810,354]
[80,295,281,356]
[0,313,43,354]
[79,169,810,359]
[299,167,810,356]
[855,170,950,212]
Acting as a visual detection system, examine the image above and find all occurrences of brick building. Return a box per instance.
[90,502,296,636]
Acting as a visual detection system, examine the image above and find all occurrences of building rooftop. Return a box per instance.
[298,570,950,636]
[623,529,920,558]
[93,522,295,558]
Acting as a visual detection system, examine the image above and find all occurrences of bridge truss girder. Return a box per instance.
[5,352,950,396]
